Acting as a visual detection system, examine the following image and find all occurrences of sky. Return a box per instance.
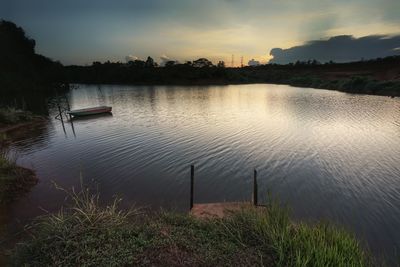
[1,0,399,65]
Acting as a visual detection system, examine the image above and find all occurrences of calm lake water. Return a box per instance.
[4,84,400,262]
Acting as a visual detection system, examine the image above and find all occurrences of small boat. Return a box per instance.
[67,106,112,117]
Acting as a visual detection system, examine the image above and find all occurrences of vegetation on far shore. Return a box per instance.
[65,56,400,97]
[1,19,400,99]
[11,185,372,267]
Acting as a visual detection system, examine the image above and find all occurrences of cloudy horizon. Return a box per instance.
[1,0,399,65]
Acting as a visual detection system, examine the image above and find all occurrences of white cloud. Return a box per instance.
[125,55,139,62]
[248,59,260,66]
[160,54,178,66]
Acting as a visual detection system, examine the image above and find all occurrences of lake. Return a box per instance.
[5,84,400,262]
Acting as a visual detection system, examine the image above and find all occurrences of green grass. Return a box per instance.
[224,206,370,267]
[11,186,373,267]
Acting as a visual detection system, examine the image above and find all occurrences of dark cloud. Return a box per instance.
[269,35,400,64]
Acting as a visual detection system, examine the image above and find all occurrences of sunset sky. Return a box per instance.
[1,0,399,65]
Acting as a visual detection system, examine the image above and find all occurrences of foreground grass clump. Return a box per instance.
[224,205,371,267]
[12,186,149,266]
[13,188,372,267]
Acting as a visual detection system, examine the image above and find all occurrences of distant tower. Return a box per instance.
[240,56,243,68]
[231,54,234,68]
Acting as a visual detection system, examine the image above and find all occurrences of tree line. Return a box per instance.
[1,19,399,99]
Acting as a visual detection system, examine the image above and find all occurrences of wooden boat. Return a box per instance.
[67,106,112,117]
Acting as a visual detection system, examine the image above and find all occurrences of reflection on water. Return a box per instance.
[5,84,400,262]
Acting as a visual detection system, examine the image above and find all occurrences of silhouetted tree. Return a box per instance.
[217,61,225,68]
[192,58,213,68]
[0,20,35,57]
[145,56,156,68]
[311,59,321,65]
[165,60,176,67]
[0,20,63,94]
[128,59,145,68]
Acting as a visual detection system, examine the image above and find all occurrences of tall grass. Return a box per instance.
[13,184,144,266]
[221,203,371,267]
[13,186,373,266]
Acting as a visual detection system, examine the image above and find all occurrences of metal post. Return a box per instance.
[64,94,72,120]
[70,119,76,138]
[190,165,194,210]
[55,92,67,136]
[253,169,258,206]
[56,97,64,122]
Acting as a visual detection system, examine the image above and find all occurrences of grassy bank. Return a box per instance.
[0,108,33,127]
[12,187,372,266]
[0,107,47,136]
[286,76,400,97]
[0,136,38,204]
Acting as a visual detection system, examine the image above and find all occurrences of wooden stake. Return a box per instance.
[253,169,258,206]
[190,165,194,210]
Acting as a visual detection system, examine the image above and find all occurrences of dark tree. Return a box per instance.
[145,56,156,68]
[165,60,176,67]
[0,20,63,94]
[128,59,146,68]
[192,58,213,68]
[311,59,321,65]
[217,61,225,68]
[0,20,35,57]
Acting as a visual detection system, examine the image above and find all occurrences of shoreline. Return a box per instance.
[68,80,400,98]
[0,156,39,205]
[65,56,400,98]
[0,163,38,266]
[0,116,47,134]
[0,118,41,204]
